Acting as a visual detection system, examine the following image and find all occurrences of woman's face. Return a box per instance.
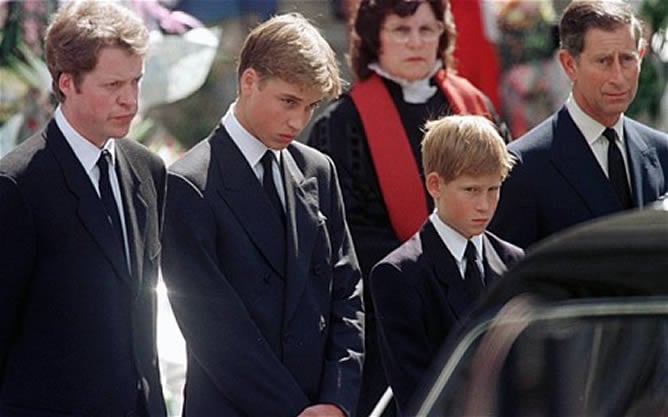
[377,2,442,81]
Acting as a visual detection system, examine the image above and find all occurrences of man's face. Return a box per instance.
[59,47,143,148]
[427,172,502,239]
[235,69,323,150]
[559,24,644,127]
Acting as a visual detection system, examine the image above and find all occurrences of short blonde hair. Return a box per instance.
[45,0,148,103]
[422,115,515,182]
[238,13,342,99]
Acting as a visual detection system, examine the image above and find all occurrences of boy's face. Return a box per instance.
[235,68,323,150]
[427,172,502,239]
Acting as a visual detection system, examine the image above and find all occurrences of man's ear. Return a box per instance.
[638,40,647,60]
[558,49,577,83]
[426,172,442,199]
[58,72,74,98]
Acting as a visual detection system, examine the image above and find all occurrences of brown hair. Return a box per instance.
[45,0,148,103]
[349,0,456,81]
[559,0,644,57]
[422,115,515,182]
[237,13,342,99]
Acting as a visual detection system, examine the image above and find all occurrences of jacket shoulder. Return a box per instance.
[624,117,668,144]
[117,138,164,169]
[288,141,334,175]
[485,231,524,261]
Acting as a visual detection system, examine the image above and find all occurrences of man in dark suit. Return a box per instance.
[370,115,524,416]
[0,2,166,416]
[160,13,364,417]
[490,0,668,249]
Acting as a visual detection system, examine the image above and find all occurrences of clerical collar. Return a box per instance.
[367,62,441,104]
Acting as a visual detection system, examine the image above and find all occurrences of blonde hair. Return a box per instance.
[238,13,342,99]
[45,0,148,103]
[422,115,515,182]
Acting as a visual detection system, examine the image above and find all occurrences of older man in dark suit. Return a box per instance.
[160,13,363,417]
[0,2,166,416]
[490,0,668,250]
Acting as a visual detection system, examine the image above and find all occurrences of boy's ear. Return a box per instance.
[426,172,442,198]
[239,68,258,97]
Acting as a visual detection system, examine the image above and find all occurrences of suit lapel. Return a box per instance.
[482,232,508,286]
[550,107,621,215]
[46,121,132,286]
[282,150,320,322]
[115,142,148,288]
[623,119,662,207]
[213,128,287,277]
[421,222,470,320]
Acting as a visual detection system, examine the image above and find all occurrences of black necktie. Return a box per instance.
[603,128,632,209]
[463,241,484,303]
[97,150,126,251]
[261,151,285,222]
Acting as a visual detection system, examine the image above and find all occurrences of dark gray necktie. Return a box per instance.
[97,150,125,251]
[261,150,285,223]
[463,241,484,303]
[603,128,632,209]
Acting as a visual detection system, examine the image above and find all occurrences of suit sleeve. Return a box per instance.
[318,159,365,416]
[488,153,538,249]
[370,262,431,416]
[160,173,310,416]
[0,176,35,376]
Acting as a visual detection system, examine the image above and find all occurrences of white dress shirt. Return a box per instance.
[429,211,484,278]
[565,95,630,184]
[222,102,286,209]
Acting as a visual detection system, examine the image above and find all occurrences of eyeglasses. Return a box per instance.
[382,22,444,43]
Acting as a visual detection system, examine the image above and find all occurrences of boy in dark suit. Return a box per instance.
[0,2,166,416]
[160,13,363,417]
[370,115,523,416]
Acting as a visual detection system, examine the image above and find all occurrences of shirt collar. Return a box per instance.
[429,211,484,262]
[222,101,281,168]
[565,95,624,146]
[54,106,116,174]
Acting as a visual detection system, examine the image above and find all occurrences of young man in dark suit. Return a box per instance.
[160,13,364,417]
[490,0,668,249]
[370,115,524,416]
[0,2,167,416]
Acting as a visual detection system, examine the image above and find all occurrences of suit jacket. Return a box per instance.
[0,120,167,417]
[490,107,668,249]
[369,221,523,416]
[161,125,363,417]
